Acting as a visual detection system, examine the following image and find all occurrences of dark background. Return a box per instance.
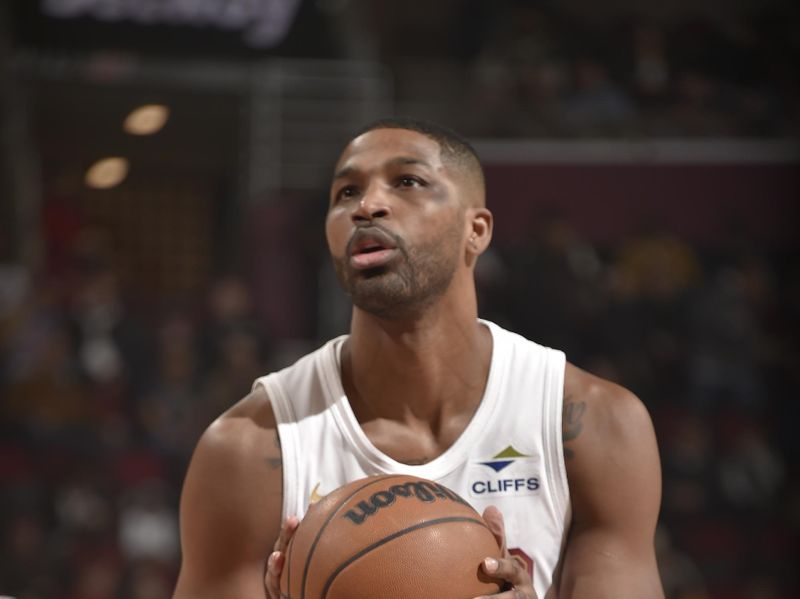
[1,1,798,597]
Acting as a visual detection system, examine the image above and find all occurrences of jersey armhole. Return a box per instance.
[255,375,297,522]
[542,349,570,520]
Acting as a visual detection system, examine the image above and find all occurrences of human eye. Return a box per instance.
[397,175,425,188]
[334,185,359,202]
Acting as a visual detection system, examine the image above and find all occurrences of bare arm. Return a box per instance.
[556,363,664,598]
[173,386,283,598]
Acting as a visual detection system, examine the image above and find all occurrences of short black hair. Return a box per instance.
[353,117,485,202]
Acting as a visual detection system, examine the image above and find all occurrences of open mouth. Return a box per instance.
[355,242,388,255]
[348,228,399,270]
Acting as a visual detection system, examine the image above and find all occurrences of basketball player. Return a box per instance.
[173,118,664,598]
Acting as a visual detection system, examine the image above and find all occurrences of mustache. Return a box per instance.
[346,225,404,257]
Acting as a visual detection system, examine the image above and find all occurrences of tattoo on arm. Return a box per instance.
[265,430,282,469]
[265,456,282,469]
[562,397,587,460]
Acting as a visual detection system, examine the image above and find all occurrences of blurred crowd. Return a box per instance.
[1,208,797,598]
[382,1,800,138]
[2,2,797,598]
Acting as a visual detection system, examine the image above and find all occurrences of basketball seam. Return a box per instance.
[319,516,491,599]
[299,475,405,599]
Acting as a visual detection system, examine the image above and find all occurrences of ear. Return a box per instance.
[465,207,493,265]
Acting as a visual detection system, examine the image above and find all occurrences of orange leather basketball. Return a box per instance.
[280,474,503,599]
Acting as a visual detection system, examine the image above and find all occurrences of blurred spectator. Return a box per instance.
[612,232,701,304]
[655,526,709,599]
[630,23,671,104]
[197,274,267,423]
[124,560,173,599]
[717,416,784,511]
[200,325,265,422]
[468,3,569,136]
[118,481,178,565]
[137,314,200,460]
[55,480,113,537]
[64,551,122,599]
[689,264,767,410]
[199,275,260,370]
[4,318,90,439]
[668,69,736,136]
[505,213,604,362]
[1,510,51,595]
[562,58,636,135]
[603,231,700,401]
[661,413,717,519]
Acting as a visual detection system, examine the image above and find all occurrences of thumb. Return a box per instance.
[481,506,507,554]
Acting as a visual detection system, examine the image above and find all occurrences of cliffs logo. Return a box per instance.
[470,445,540,498]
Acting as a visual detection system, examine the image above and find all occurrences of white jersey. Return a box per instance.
[253,320,570,597]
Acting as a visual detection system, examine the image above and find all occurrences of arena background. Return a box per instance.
[1,1,798,597]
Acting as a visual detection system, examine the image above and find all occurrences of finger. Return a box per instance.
[272,515,300,553]
[266,517,299,599]
[483,555,531,586]
[481,506,507,553]
[265,550,285,599]
[480,557,535,596]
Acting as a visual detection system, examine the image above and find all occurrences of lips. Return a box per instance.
[348,227,400,270]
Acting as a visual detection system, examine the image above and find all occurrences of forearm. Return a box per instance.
[559,573,664,599]
[173,568,268,599]
[556,533,663,599]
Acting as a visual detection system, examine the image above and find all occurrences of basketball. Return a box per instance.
[280,474,504,599]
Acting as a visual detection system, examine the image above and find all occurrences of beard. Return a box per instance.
[332,223,463,319]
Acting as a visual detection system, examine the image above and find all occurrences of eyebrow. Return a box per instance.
[332,156,433,181]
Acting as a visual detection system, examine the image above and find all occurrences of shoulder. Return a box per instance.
[183,384,282,519]
[562,363,661,527]
[562,363,656,454]
[199,384,281,463]
[175,386,283,593]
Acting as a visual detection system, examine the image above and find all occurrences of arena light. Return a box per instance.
[123,104,169,135]
[85,157,129,189]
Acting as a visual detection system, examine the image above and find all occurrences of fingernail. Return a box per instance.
[268,551,279,566]
[484,557,498,573]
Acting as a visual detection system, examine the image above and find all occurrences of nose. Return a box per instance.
[352,185,390,223]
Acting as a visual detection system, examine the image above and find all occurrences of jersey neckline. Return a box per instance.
[319,319,508,480]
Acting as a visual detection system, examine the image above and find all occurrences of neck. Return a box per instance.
[342,285,491,426]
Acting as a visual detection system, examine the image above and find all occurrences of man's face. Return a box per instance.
[326,128,467,318]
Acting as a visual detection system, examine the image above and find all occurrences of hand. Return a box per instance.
[474,506,538,599]
[264,516,299,599]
